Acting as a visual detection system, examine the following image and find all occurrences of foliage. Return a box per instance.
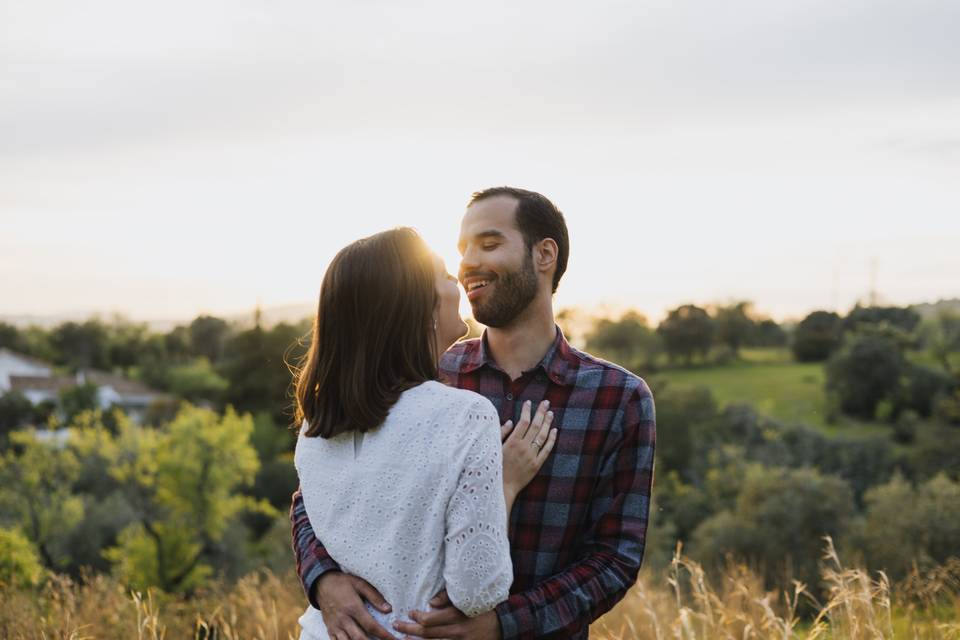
[0,391,36,437]
[58,383,100,424]
[690,465,855,589]
[101,406,271,593]
[50,320,110,371]
[165,358,229,403]
[918,311,960,374]
[0,527,44,589]
[584,311,663,372]
[844,304,922,336]
[657,304,715,365]
[0,430,84,570]
[793,310,842,362]
[826,331,906,420]
[714,301,756,357]
[852,473,960,581]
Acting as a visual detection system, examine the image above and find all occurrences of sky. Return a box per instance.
[2,0,959,325]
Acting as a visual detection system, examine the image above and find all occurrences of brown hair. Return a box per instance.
[294,227,439,438]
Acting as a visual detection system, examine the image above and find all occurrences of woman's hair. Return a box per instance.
[294,227,439,438]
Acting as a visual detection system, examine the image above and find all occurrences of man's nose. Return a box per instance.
[459,246,481,278]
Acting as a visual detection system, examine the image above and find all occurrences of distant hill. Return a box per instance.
[912,298,960,319]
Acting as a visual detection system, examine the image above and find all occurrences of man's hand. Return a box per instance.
[313,571,396,640]
[393,590,501,640]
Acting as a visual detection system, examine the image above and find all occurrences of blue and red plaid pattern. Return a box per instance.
[291,327,656,639]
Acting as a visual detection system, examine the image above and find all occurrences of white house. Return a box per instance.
[0,348,53,392]
[1,349,165,423]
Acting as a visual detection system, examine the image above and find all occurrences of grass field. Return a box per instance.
[649,348,889,437]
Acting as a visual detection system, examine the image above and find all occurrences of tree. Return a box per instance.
[166,358,229,403]
[0,527,44,588]
[585,311,663,372]
[0,322,25,352]
[0,430,84,569]
[102,406,270,593]
[825,331,905,420]
[651,384,717,477]
[691,465,855,589]
[51,320,110,370]
[59,383,100,425]
[792,310,842,362]
[713,302,756,357]
[853,473,960,580]
[749,319,788,348]
[0,391,36,438]
[188,316,230,364]
[844,305,921,336]
[657,305,715,365]
[919,312,960,375]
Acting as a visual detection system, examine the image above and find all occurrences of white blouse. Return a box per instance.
[294,380,513,640]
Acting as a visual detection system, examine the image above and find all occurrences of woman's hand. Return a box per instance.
[501,400,557,502]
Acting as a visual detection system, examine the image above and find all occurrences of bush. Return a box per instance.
[0,527,44,588]
[825,332,905,420]
[853,473,960,580]
[691,465,855,589]
[792,310,842,362]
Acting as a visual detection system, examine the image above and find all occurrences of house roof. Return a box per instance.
[9,375,74,393]
[0,348,54,370]
[82,370,159,396]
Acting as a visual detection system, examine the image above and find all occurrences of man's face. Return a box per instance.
[457,196,539,328]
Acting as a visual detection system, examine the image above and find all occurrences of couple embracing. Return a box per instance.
[290,187,656,639]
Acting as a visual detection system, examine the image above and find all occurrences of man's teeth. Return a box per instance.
[468,280,489,292]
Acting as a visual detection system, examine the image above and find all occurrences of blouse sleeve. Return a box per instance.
[442,401,513,617]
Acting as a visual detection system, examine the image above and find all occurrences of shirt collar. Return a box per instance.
[460,324,575,385]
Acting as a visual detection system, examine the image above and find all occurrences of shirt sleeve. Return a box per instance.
[290,486,342,609]
[442,401,513,617]
[494,384,656,639]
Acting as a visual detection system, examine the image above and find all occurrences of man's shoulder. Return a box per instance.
[566,345,653,401]
[440,338,481,375]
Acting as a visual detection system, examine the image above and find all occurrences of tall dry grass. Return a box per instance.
[2,539,958,639]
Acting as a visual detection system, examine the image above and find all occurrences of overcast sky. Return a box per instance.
[2,0,958,324]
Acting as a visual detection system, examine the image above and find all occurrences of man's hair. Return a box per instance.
[468,186,569,293]
[294,227,439,438]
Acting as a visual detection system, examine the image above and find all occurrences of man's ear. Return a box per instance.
[535,238,558,276]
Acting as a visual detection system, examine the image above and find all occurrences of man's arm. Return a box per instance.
[494,385,656,639]
[290,486,342,608]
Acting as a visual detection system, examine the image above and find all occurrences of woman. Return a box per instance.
[293,227,557,640]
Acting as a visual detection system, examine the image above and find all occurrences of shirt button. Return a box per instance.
[506,393,513,401]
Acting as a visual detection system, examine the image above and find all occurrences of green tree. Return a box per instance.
[825,331,905,420]
[188,315,230,364]
[585,311,663,372]
[166,358,229,403]
[0,322,25,352]
[51,320,110,370]
[0,527,45,588]
[0,430,84,569]
[0,391,36,439]
[103,406,270,593]
[792,310,842,362]
[748,318,788,348]
[657,305,715,365]
[852,473,960,580]
[59,383,100,425]
[713,302,756,358]
[691,465,855,589]
[919,312,960,375]
[844,304,921,336]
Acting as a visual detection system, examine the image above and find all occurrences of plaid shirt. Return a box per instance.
[291,327,656,639]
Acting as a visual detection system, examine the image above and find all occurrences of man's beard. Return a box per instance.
[472,253,539,328]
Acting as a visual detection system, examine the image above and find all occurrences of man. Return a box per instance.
[291,187,656,639]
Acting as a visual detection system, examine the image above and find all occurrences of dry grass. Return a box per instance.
[2,540,958,639]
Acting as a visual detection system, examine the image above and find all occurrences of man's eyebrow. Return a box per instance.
[458,230,506,253]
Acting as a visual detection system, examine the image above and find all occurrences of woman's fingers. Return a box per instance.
[500,420,514,442]
[515,400,532,438]
[531,409,553,448]
[523,400,550,442]
[536,427,558,464]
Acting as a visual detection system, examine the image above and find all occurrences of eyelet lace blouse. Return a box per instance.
[294,380,512,639]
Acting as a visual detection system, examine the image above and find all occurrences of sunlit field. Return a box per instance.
[2,540,957,639]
